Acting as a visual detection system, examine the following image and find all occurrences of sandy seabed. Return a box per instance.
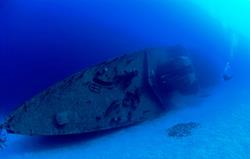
[1,80,250,159]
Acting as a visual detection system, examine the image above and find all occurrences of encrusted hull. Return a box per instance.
[4,46,198,136]
[4,50,164,135]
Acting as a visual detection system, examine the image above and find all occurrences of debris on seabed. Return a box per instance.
[0,125,8,149]
[167,122,200,138]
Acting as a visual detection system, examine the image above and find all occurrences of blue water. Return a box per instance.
[1,0,250,158]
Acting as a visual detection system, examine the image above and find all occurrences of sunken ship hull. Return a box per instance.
[4,50,166,136]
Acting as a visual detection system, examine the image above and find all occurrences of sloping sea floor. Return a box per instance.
[1,79,250,159]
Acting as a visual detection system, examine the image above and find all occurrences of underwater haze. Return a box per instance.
[1,0,250,158]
